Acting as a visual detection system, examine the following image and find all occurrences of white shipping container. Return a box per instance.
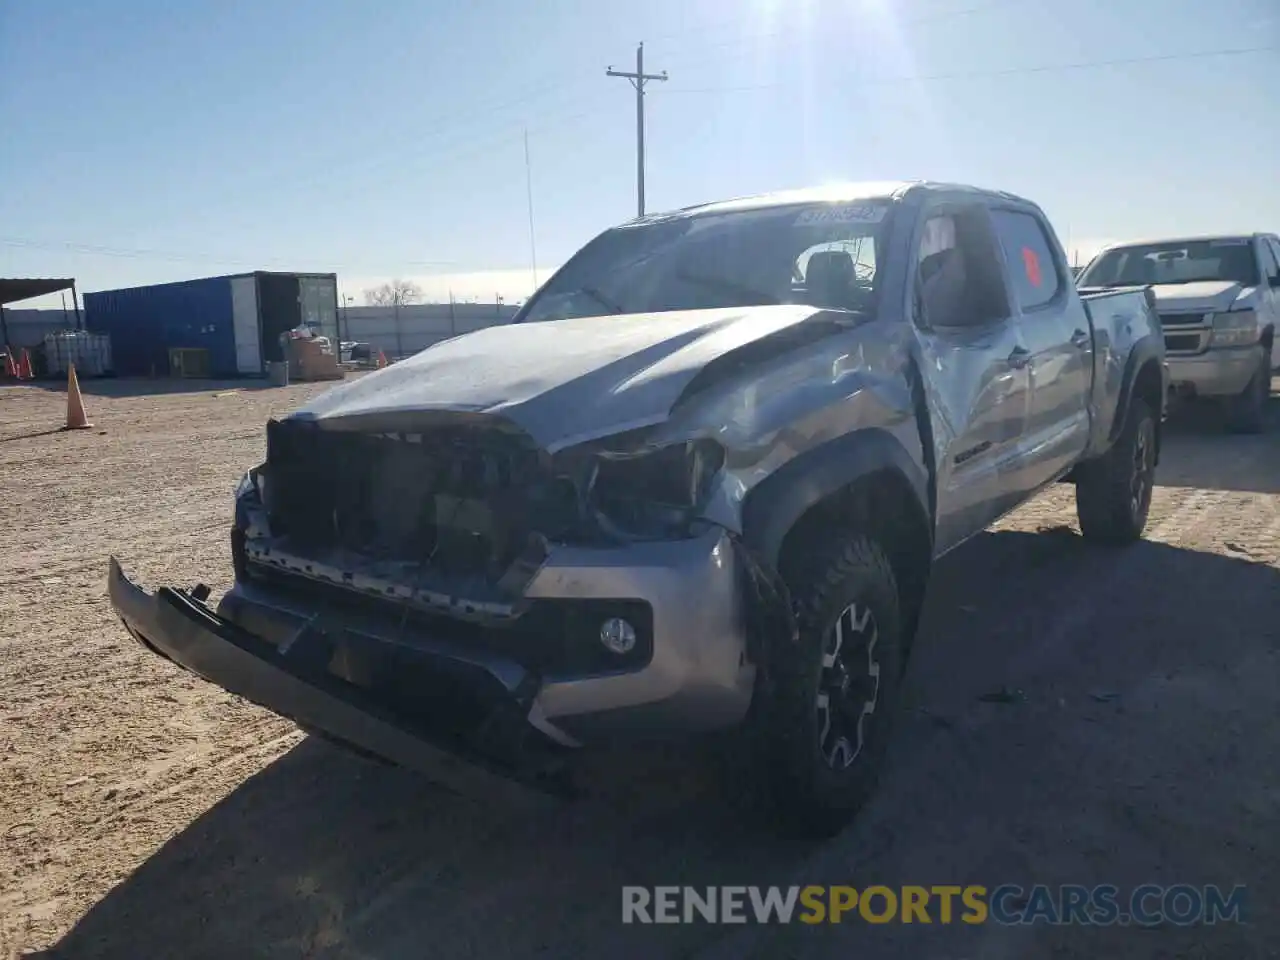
[43,331,113,377]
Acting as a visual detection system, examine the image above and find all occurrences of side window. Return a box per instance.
[991,209,1062,311]
[914,207,1010,328]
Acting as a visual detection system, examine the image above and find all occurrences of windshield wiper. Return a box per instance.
[675,270,781,305]
[572,286,626,314]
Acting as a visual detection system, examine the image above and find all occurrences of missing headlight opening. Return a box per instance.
[261,418,581,599]
[257,419,728,610]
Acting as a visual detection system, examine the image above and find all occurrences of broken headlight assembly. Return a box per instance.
[233,465,268,535]
[586,438,725,540]
[234,465,267,502]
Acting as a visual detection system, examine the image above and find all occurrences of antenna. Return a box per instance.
[524,127,539,293]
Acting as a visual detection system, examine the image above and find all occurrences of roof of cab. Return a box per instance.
[625,180,1037,225]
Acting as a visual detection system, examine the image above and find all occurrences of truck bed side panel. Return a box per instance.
[1079,288,1164,456]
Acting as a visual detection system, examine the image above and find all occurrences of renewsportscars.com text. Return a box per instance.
[621,884,1247,926]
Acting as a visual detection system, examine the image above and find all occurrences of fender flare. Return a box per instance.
[1110,335,1166,444]
[740,427,932,570]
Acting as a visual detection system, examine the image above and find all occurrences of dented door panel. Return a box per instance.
[1078,288,1164,453]
[916,321,1030,555]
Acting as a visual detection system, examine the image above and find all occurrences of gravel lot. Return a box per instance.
[1,376,1277,959]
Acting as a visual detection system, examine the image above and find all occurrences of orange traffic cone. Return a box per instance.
[17,349,33,380]
[62,363,93,431]
[376,351,388,369]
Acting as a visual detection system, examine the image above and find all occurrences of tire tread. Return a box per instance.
[766,534,902,837]
[1076,397,1153,544]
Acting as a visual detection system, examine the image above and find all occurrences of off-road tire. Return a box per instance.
[1076,397,1156,544]
[763,535,903,838]
[1225,349,1270,434]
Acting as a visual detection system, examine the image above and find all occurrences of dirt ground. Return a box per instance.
[1,376,1277,960]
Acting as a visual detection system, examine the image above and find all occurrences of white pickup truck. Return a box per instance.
[1078,233,1280,432]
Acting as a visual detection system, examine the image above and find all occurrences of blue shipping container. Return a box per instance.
[84,272,339,377]
[85,275,237,377]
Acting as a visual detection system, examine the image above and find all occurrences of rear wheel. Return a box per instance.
[1076,397,1156,544]
[763,534,903,837]
[1225,349,1270,434]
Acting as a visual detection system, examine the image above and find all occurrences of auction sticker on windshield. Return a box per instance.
[794,203,889,226]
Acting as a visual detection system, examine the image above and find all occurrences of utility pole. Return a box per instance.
[607,42,667,217]
[393,291,403,361]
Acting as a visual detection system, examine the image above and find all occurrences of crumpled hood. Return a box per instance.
[1149,281,1255,314]
[290,304,837,451]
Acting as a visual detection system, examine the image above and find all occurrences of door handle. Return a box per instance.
[1070,329,1090,349]
[1008,346,1031,369]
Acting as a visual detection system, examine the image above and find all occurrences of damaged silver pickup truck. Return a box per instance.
[110,181,1167,835]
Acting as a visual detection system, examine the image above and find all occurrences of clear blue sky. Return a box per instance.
[1,0,1276,307]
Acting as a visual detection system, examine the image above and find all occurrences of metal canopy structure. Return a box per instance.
[0,277,76,306]
[0,277,82,347]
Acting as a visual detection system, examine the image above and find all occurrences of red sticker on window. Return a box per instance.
[1022,247,1043,287]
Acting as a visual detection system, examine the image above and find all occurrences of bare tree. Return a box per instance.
[363,279,424,307]
[363,279,423,360]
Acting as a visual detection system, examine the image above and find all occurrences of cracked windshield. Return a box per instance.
[518,204,884,321]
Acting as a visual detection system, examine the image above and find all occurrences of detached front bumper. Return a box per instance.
[1167,346,1258,397]
[107,557,570,805]
[107,526,758,796]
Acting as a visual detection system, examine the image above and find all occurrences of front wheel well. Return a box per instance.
[775,470,932,654]
[1131,359,1165,464]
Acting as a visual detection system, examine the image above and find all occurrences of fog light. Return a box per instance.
[599,618,637,655]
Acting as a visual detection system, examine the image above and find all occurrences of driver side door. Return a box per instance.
[908,201,1032,555]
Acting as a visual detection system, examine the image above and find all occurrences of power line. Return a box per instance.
[607,42,669,217]
[228,74,583,194]
[238,91,612,199]
[232,3,1012,196]
[13,35,1269,273]
[0,236,456,269]
[654,0,1027,62]
[22,4,1029,216]
[666,43,1278,94]
[0,105,614,272]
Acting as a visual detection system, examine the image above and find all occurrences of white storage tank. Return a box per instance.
[43,331,113,377]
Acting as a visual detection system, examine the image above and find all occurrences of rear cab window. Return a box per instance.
[1257,237,1280,283]
[990,208,1062,311]
[1267,237,1280,285]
